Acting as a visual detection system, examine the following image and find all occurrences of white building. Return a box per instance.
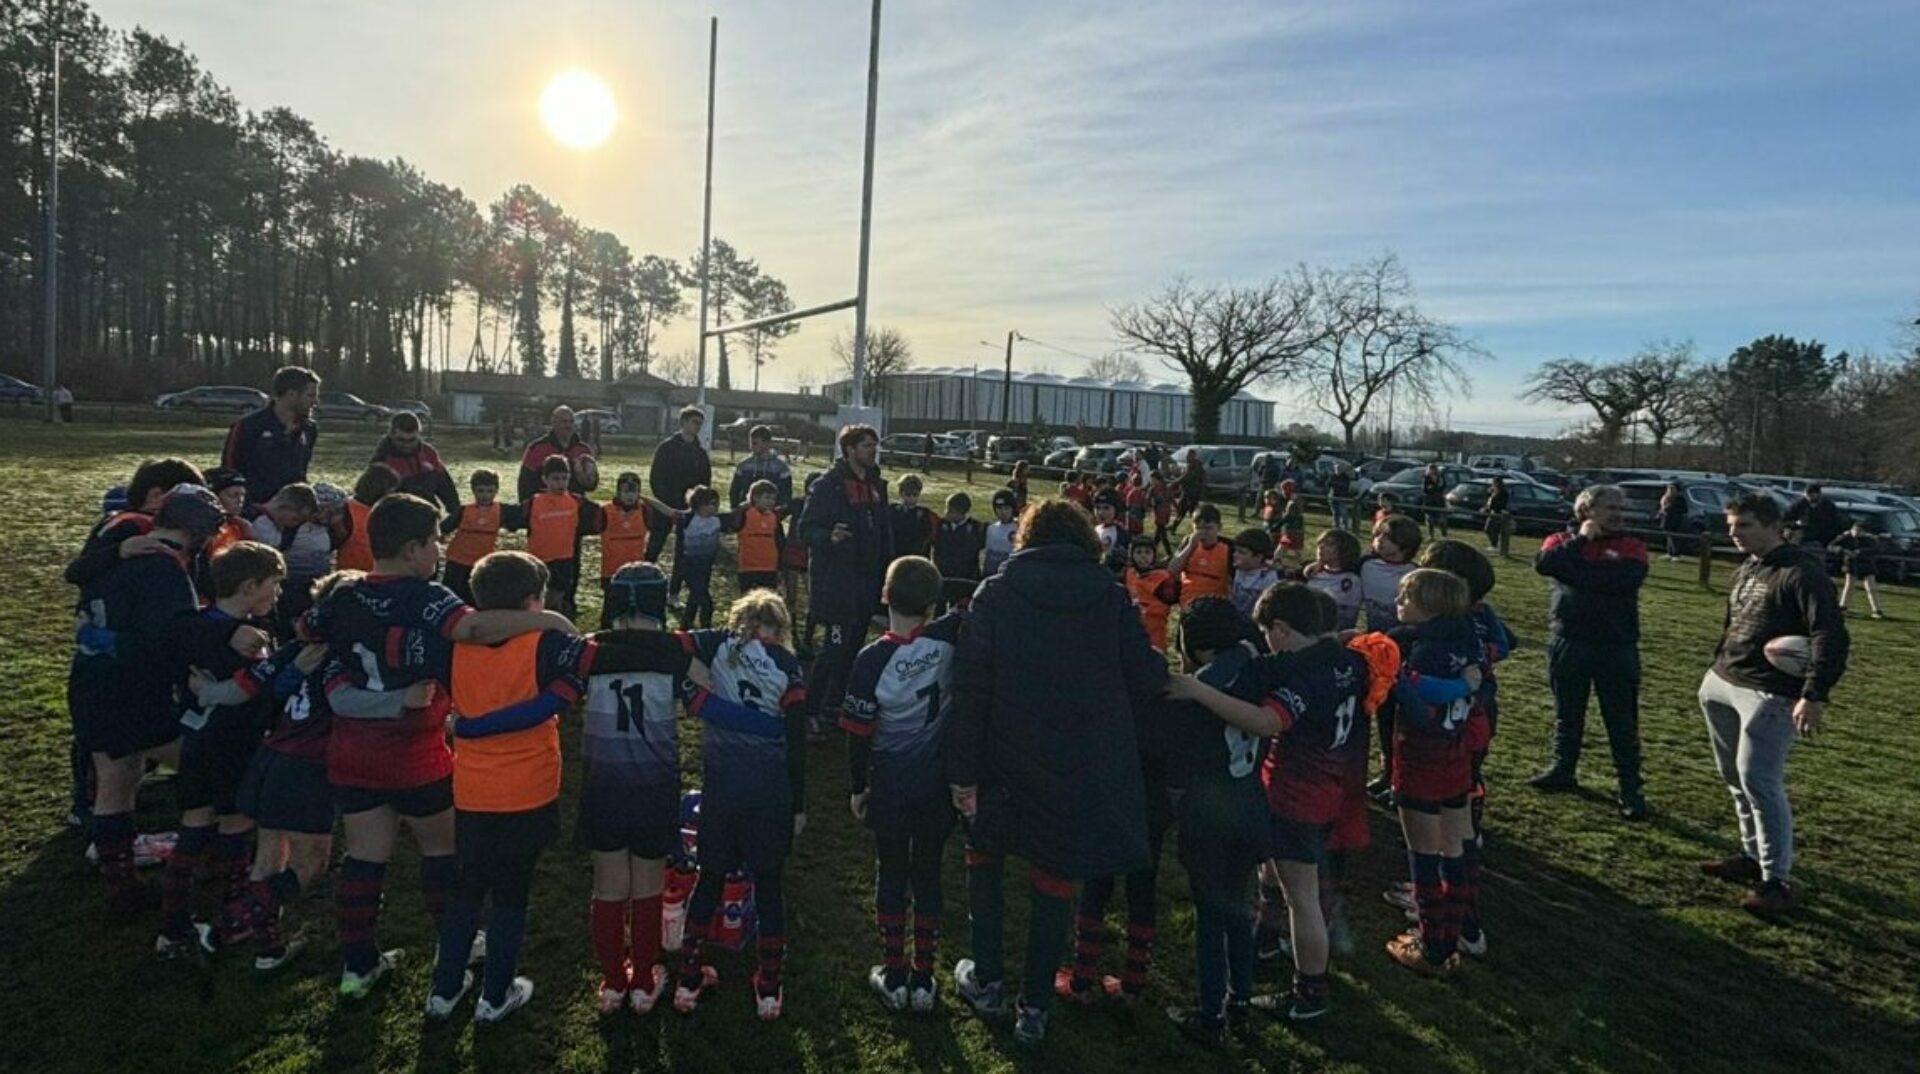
[821,367,1274,440]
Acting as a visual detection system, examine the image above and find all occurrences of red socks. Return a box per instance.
[590,899,628,990]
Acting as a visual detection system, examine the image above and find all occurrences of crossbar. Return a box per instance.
[705,295,859,338]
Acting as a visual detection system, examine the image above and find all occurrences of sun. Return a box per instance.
[540,70,617,150]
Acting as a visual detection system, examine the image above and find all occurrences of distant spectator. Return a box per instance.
[54,385,74,423]
[516,405,597,502]
[222,365,319,505]
[729,424,794,508]
[370,411,459,514]
[1783,485,1845,548]
[1421,463,1451,537]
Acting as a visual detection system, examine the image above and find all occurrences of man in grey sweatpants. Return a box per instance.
[1698,492,1848,918]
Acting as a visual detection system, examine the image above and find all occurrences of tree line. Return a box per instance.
[0,2,799,400]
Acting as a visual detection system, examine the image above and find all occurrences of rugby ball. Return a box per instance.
[572,453,601,492]
[1763,635,1812,677]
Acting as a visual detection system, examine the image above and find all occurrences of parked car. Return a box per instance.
[879,433,939,461]
[1832,502,1920,583]
[928,434,969,459]
[1045,436,1078,453]
[984,435,1042,471]
[1042,446,1078,469]
[1172,444,1261,493]
[1616,478,1747,540]
[0,374,43,403]
[388,399,433,421]
[1445,480,1573,535]
[946,429,991,457]
[315,391,390,423]
[1368,464,1484,507]
[1072,442,1136,475]
[575,408,623,435]
[154,385,270,414]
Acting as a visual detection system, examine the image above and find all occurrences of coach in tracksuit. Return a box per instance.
[798,424,892,740]
[1697,491,1848,919]
[1530,484,1651,819]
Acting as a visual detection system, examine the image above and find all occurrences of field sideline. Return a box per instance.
[0,420,1915,1074]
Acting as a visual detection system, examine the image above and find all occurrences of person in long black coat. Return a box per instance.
[947,500,1169,1039]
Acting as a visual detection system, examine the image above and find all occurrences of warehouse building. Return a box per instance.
[820,367,1274,440]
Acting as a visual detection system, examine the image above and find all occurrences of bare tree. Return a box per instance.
[832,325,914,408]
[1085,351,1147,383]
[652,348,697,386]
[1299,254,1479,450]
[1110,273,1321,442]
[1522,358,1646,463]
[1622,340,1695,460]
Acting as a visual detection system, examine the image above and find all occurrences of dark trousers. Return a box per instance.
[1545,635,1643,792]
[965,847,1076,1012]
[806,620,866,725]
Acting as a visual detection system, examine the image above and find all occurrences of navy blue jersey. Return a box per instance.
[176,608,278,738]
[69,546,201,726]
[686,629,807,813]
[841,613,962,804]
[1256,638,1372,823]
[576,631,703,833]
[1390,615,1483,738]
[1164,640,1271,790]
[300,573,472,689]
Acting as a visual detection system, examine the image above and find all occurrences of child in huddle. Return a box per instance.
[575,563,783,1015]
[781,475,816,630]
[1170,504,1231,607]
[1093,492,1132,574]
[890,475,939,560]
[731,479,789,596]
[521,455,606,618]
[337,464,401,572]
[440,470,522,605]
[598,472,655,606]
[1305,529,1365,632]
[423,551,709,1025]
[1123,540,1178,651]
[1259,488,1285,537]
[204,468,256,559]
[673,590,809,1021]
[842,557,962,1013]
[1360,514,1422,801]
[1381,569,1488,977]
[1373,493,1395,527]
[984,490,1019,576]
[1227,527,1281,618]
[673,486,725,628]
[248,482,328,633]
[931,492,986,612]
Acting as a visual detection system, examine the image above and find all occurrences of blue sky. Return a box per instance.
[95,0,1920,433]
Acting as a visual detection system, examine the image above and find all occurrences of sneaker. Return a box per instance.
[953,958,1005,1016]
[254,937,306,972]
[1527,768,1579,792]
[474,977,534,1025]
[339,949,402,1000]
[87,831,176,869]
[1384,932,1460,977]
[1618,793,1649,822]
[752,971,784,1021]
[907,971,937,1013]
[468,929,487,965]
[673,965,719,1015]
[1285,990,1332,1022]
[1012,1000,1049,1046]
[869,965,908,1012]
[154,920,213,959]
[1366,775,1394,805]
[1166,1006,1226,1048]
[1052,967,1098,1004]
[1742,879,1796,919]
[1700,854,1763,885]
[425,970,475,1020]
[1871,610,1885,620]
[629,964,668,1015]
[1457,928,1489,958]
[1382,885,1417,913]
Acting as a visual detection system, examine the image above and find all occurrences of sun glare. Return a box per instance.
[540,70,617,150]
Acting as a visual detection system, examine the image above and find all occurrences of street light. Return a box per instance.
[979,332,1022,431]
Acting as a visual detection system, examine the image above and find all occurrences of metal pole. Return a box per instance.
[849,0,882,409]
[43,40,60,424]
[1000,329,1015,430]
[696,17,717,408]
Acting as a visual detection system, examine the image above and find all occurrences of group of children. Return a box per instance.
[63,443,1517,1043]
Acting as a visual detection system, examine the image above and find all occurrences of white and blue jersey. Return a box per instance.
[686,629,806,813]
[582,666,683,832]
[840,613,962,807]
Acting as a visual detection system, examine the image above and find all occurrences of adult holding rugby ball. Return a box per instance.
[1698,491,1849,919]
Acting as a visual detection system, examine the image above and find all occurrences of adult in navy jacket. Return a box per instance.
[222,365,319,505]
[948,500,1169,1023]
[1531,483,1651,818]
[797,424,892,736]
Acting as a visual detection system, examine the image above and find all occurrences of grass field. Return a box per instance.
[1,418,1916,1074]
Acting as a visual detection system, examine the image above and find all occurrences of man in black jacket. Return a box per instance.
[646,407,712,562]
[222,366,318,505]
[1531,485,1651,818]
[1697,492,1848,918]
[798,424,891,740]
[1783,485,1845,548]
